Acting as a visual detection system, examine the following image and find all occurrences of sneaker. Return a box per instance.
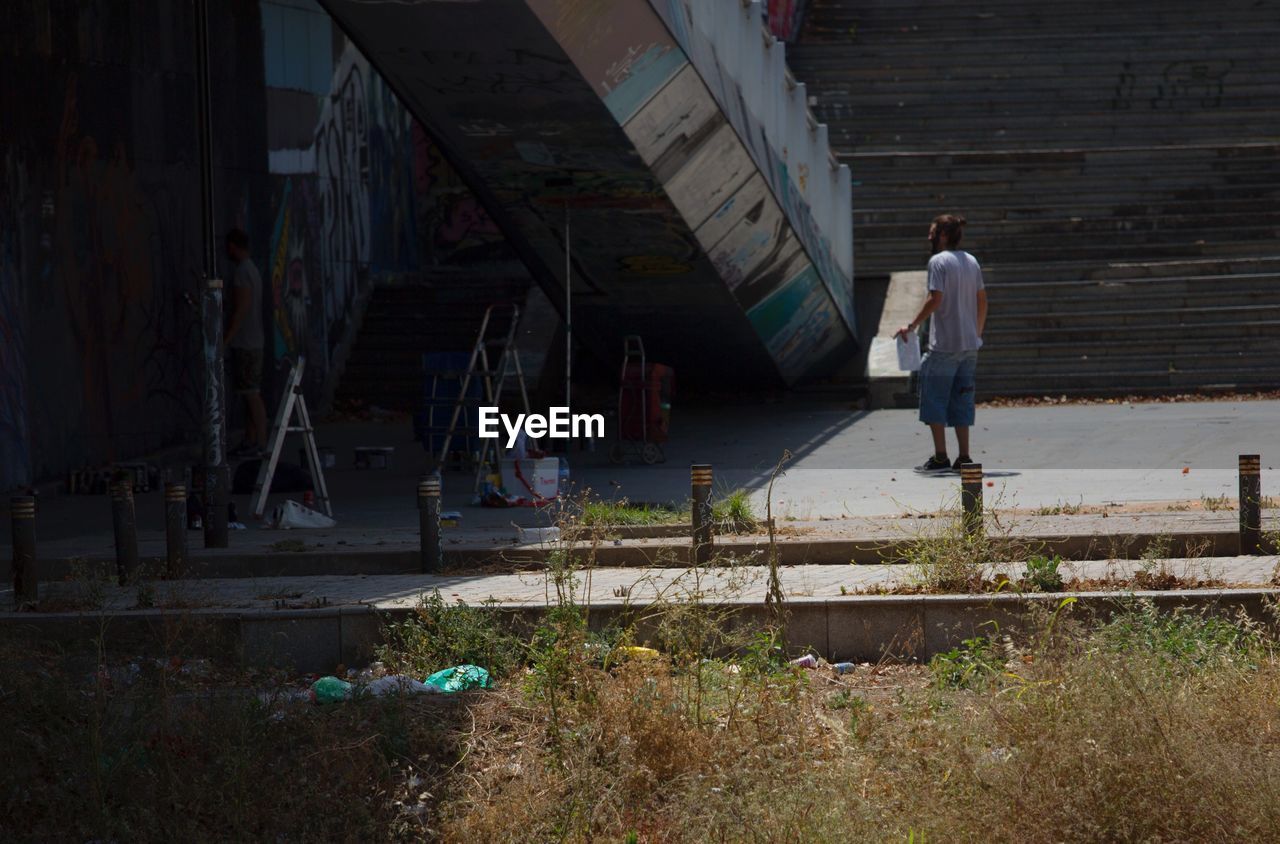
[913,454,952,474]
[952,455,975,472]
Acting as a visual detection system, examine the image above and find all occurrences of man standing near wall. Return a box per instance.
[224,228,268,457]
[894,214,988,474]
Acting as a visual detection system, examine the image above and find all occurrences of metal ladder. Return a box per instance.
[252,356,332,518]
[436,303,531,491]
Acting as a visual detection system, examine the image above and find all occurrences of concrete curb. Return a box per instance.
[27,528,1252,579]
[5,588,1275,674]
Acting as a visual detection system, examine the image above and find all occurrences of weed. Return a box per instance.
[134,580,156,609]
[712,487,759,533]
[1200,493,1231,512]
[268,538,308,553]
[1022,554,1065,592]
[930,632,1006,689]
[1139,533,1173,561]
[577,498,682,526]
[1033,498,1084,516]
[1095,601,1264,669]
[378,589,523,679]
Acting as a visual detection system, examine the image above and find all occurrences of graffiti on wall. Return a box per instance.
[653,0,855,334]
[264,37,509,403]
[1,54,204,490]
[314,44,371,350]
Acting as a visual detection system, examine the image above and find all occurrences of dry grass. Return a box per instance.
[8,559,1280,842]
[0,641,471,841]
[436,603,1280,842]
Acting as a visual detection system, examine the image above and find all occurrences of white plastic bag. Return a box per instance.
[514,524,560,544]
[268,499,337,529]
[364,675,438,697]
[896,332,922,371]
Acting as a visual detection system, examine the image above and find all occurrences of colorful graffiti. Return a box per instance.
[264,37,510,402]
[314,44,371,347]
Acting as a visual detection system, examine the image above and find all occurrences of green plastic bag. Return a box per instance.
[424,664,493,693]
[311,675,353,703]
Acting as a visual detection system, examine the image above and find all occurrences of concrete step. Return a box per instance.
[975,367,1280,397]
[991,290,1280,318]
[799,0,1279,395]
[855,196,1280,225]
[978,354,1275,377]
[980,336,1280,361]
[984,318,1280,345]
[857,210,1280,239]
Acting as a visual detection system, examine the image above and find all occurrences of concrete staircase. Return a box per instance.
[789,0,1280,396]
[334,269,533,412]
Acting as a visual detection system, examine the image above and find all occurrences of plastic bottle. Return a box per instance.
[557,457,571,497]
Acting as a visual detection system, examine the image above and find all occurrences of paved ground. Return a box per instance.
[18,509,1279,567]
[4,398,1277,553]
[17,555,1279,612]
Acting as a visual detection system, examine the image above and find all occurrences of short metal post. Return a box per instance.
[1239,454,1261,555]
[11,496,37,608]
[691,463,714,564]
[165,483,188,577]
[961,463,984,534]
[419,473,442,573]
[112,481,140,585]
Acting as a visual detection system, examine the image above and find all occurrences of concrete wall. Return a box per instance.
[258,0,510,403]
[0,0,509,491]
[0,1,264,491]
[652,0,854,333]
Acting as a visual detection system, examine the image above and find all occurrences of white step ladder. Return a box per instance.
[252,356,332,519]
[436,303,531,491]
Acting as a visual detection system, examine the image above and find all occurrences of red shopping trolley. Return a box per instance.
[610,335,672,465]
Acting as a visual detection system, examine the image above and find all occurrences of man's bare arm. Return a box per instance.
[976,288,988,337]
[893,290,943,340]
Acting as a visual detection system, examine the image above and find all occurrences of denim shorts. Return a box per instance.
[918,349,978,427]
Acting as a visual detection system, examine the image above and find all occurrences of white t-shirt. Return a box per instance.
[926,249,984,352]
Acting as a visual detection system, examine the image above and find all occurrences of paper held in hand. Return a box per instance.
[896,332,922,371]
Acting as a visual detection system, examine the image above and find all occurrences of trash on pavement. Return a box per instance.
[310,675,354,703]
[615,646,662,662]
[267,499,337,529]
[424,664,493,693]
[513,524,560,543]
[365,674,438,697]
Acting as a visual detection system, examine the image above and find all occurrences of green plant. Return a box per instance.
[378,589,522,679]
[712,487,759,533]
[268,538,308,553]
[1095,602,1264,669]
[930,633,1005,689]
[897,508,1012,593]
[134,580,156,609]
[1200,494,1231,512]
[1022,554,1064,592]
[577,498,682,526]
[1033,499,1084,516]
[1139,534,1173,562]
